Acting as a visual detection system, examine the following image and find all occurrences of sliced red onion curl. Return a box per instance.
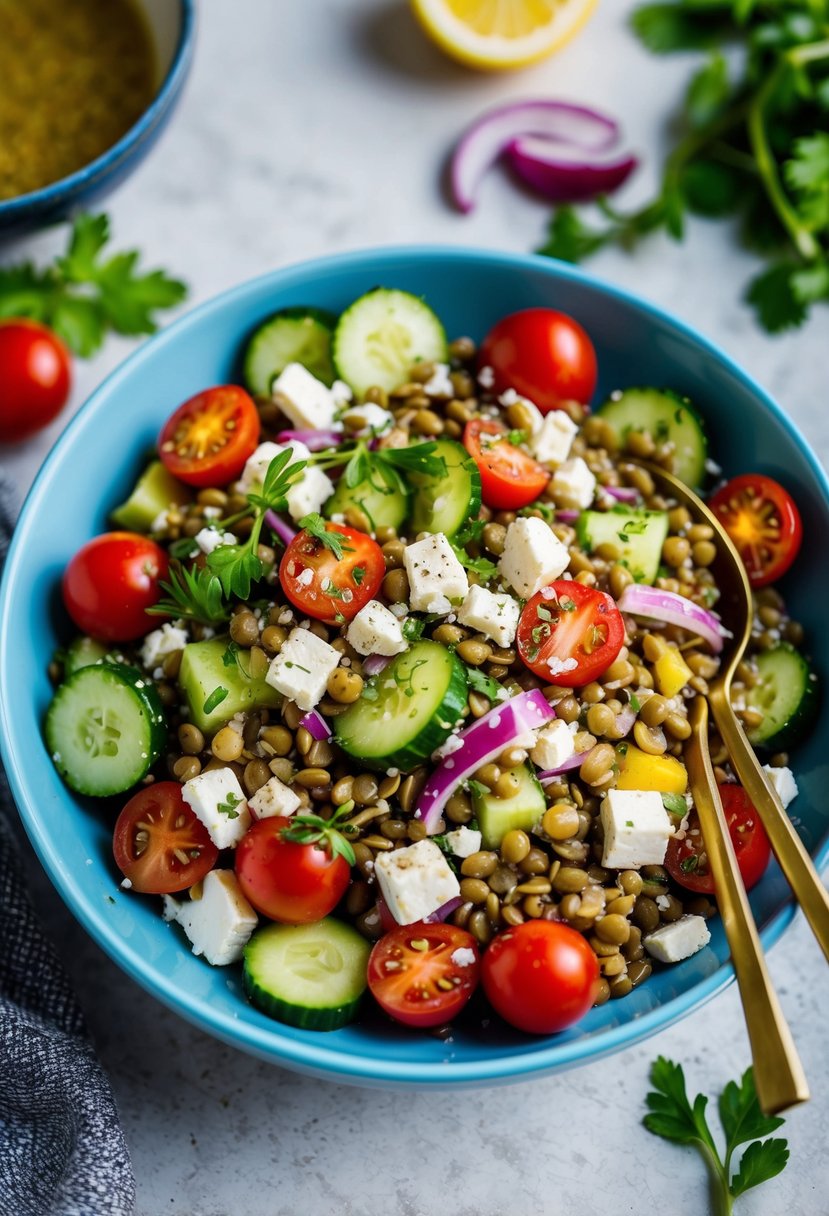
[276,428,342,451]
[538,750,591,782]
[614,705,637,737]
[415,689,555,835]
[361,653,392,677]
[602,485,640,504]
[376,893,463,931]
[617,584,727,654]
[556,509,581,524]
[507,136,637,204]
[298,709,331,741]
[264,509,297,547]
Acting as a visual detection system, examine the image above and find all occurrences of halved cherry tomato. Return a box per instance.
[481,920,599,1035]
[235,816,350,923]
[0,318,72,444]
[367,923,480,1028]
[62,531,169,641]
[708,474,802,588]
[478,308,598,414]
[517,580,625,687]
[113,782,218,895]
[463,417,549,510]
[279,522,384,624]
[159,385,260,487]
[665,784,771,894]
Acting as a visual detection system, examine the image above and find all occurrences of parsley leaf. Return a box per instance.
[148,562,230,625]
[402,617,425,642]
[661,791,688,818]
[464,665,503,701]
[299,512,352,560]
[686,51,731,129]
[377,441,448,480]
[537,206,612,263]
[216,792,242,819]
[203,686,229,715]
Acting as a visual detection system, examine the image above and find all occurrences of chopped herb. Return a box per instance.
[536,604,553,622]
[559,596,576,612]
[284,661,311,674]
[629,692,642,712]
[361,683,379,702]
[464,665,503,701]
[352,566,365,586]
[618,743,628,756]
[449,538,499,581]
[323,583,347,601]
[149,563,230,626]
[402,617,425,642]
[626,820,634,827]
[203,686,229,714]
[279,803,357,865]
[168,536,199,560]
[680,854,700,873]
[299,512,352,560]
[222,640,241,668]
[531,622,551,646]
[216,792,242,819]
[507,428,528,446]
[662,792,689,819]
[466,779,489,799]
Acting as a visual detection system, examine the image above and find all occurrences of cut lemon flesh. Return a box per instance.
[411,0,598,70]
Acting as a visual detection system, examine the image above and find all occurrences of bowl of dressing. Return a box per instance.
[0,0,196,237]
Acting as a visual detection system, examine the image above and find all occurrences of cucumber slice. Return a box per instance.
[243,306,337,395]
[325,463,409,532]
[334,640,468,772]
[111,460,192,533]
[472,763,546,850]
[243,919,370,1030]
[744,642,819,751]
[62,636,110,677]
[597,388,708,488]
[408,438,481,537]
[45,663,166,796]
[577,508,669,585]
[178,636,282,735]
[333,288,447,397]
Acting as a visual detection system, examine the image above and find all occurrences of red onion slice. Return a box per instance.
[376,892,463,929]
[507,136,638,203]
[361,654,392,677]
[264,510,298,547]
[451,100,620,213]
[538,750,591,781]
[425,895,463,923]
[618,584,727,653]
[602,485,640,504]
[276,428,342,451]
[556,509,581,524]
[298,709,331,741]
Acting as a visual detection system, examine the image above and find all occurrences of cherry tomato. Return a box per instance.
[482,920,599,1035]
[478,308,597,414]
[463,417,549,510]
[367,923,480,1028]
[62,531,169,642]
[158,385,260,487]
[665,784,771,894]
[279,522,384,624]
[113,782,218,895]
[517,581,625,687]
[0,318,72,444]
[235,816,350,924]
[708,474,802,588]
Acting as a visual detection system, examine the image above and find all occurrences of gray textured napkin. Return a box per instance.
[0,473,136,1216]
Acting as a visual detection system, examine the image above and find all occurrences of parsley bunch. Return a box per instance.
[539,0,829,331]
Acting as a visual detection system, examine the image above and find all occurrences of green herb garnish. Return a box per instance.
[465,665,503,701]
[148,562,229,625]
[662,791,689,818]
[299,512,352,560]
[278,803,357,865]
[203,686,229,715]
[216,792,242,819]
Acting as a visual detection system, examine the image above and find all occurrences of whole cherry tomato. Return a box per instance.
[482,920,599,1035]
[0,319,72,444]
[62,531,169,641]
[478,308,597,413]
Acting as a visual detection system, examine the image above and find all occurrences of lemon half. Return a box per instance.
[411,0,599,71]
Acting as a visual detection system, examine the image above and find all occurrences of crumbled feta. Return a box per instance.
[248,775,301,819]
[331,379,353,407]
[531,719,575,772]
[181,768,251,850]
[285,466,335,522]
[341,402,393,436]
[550,457,597,509]
[272,362,339,431]
[600,788,674,869]
[644,915,711,964]
[547,656,579,677]
[195,527,237,555]
[498,517,569,599]
[404,533,468,614]
[762,764,798,809]
[422,362,453,398]
[450,946,477,968]
[163,871,258,966]
[499,389,544,435]
[140,623,188,670]
[374,839,460,925]
[457,585,520,648]
[238,440,311,495]
[346,601,407,656]
[445,826,482,858]
[478,365,495,389]
[532,411,578,466]
[265,626,340,710]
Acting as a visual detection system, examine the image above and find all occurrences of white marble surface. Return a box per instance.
[3,2,828,1213]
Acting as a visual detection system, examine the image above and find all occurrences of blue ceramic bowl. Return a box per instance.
[0,0,195,238]
[2,247,827,1089]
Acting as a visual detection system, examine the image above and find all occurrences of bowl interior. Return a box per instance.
[142,0,185,88]
[2,247,827,1087]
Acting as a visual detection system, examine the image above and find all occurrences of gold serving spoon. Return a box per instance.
[685,696,808,1113]
[634,461,829,963]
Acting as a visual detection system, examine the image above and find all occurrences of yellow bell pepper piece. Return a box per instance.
[616,744,688,794]
[654,646,693,698]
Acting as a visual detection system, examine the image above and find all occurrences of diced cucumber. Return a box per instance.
[577,508,669,585]
[333,288,447,397]
[62,636,110,677]
[744,642,819,751]
[178,636,282,735]
[472,764,546,850]
[243,306,337,395]
[243,919,370,1030]
[334,640,468,772]
[325,462,408,531]
[408,438,481,537]
[597,388,708,488]
[111,460,192,533]
[45,663,167,796]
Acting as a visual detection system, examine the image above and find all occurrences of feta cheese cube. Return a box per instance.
[181,768,250,850]
[498,517,569,598]
[550,457,596,509]
[272,362,339,431]
[530,719,575,772]
[163,870,257,966]
[340,402,393,436]
[248,775,301,820]
[195,527,237,555]
[238,440,311,495]
[445,826,482,858]
[499,389,544,435]
[600,788,674,869]
[285,466,335,522]
[346,601,407,656]
[140,623,188,670]
[457,585,520,648]
[422,363,453,398]
[762,764,798,809]
[265,626,340,710]
[644,915,711,964]
[374,839,461,925]
[404,533,469,614]
[532,411,578,466]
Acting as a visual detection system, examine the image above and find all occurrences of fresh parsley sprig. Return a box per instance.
[298,512,353,560]
[644,1057,789,1215]
[278,802,357,865]
[147,562,230,625]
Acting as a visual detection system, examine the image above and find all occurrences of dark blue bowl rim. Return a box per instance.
[2,245,827,1086]
[0,0,196,219]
